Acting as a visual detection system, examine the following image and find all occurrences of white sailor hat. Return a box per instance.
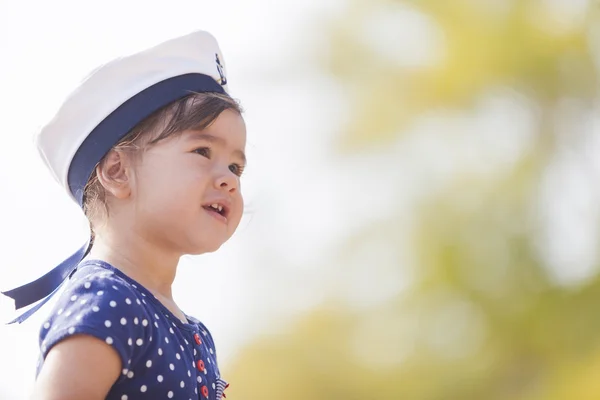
[38,29,229,206]
[3,30,232,323]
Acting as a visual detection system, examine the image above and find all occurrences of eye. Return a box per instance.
[193,147,211,158]
[229,164,245,177]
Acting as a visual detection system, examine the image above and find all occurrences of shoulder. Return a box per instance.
[67,262,141,302]
[44,263,149,326]
[39,262,155,369]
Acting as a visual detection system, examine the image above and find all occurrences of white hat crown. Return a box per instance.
[35,30,229,205]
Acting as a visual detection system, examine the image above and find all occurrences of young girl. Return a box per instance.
[2,30,244,399]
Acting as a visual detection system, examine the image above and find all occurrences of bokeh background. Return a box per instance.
[2,0,600,398]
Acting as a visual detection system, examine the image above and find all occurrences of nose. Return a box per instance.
[214,167,239,193]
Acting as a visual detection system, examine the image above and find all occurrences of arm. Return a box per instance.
[31,266,152,400]
[31,334,120,400]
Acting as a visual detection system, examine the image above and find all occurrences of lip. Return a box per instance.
[203,207,228,224]
[202,197,232,223]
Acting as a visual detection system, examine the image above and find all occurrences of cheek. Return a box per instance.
[135,164,205,212]
[237,194,244,214]
[230,193,244,225]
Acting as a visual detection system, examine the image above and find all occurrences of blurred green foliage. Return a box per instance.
[326,0,597,151]
[226,1,600,399]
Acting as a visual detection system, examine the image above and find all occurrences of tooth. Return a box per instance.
[218,205,223,212]
[211,203,218,209]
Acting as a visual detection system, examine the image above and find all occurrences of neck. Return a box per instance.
[86,226,181,301]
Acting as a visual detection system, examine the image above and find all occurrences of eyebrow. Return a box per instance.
[188,132,247,164]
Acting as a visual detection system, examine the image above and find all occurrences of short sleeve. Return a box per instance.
[39,267,154,371]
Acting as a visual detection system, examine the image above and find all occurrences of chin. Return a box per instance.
[186,239,224,255]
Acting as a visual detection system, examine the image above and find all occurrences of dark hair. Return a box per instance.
[83,91,243,235]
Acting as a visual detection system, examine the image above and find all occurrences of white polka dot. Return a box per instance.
[176,353,181,360]
[180,381,185,388]
[112,285,118,290]
[195,388,198,395]
[141,292,146,297]
[65,311,72,317]
[212,383,216,390]
[106,337,114,345]
[167,392,173,399]
[125,298,132,305]
[84,282,91,289]
[207,358,211,364]
[154,322,159,328]
[165,337,169,344]
[70,295,77,301]
[57,308,63,315]
[121,318,127,325]
[193,348,197,356]
[172,322,176,328]
[158,348,163,356]
[169,363,175,371]
[180,345,184,352]
[128,338,133,346]
[169,328,174,334]
[80,299,87,305]
[184,339,189,345]
[43,322,50,329]
[142,299,146,304]
[110,301,117,307]
[97,291,104,296]
[122,369,128,375]
[105,320,112,328]
[127,371,134,379]
[92,306,100,312]
[146,360,152,368]
[121,395,128,400]
[157,375,163,382]
[132,284,137,288]
[149,336,153,342]
[76,315,82,321]
[202,330,207,336]
[136,299,141,305]
[134,318,139,325]
[140,385,147,393]
[209,348,213,354]
[136,338,143,346]
[68,327,75,334]
[187,370,191,377]
[197,376,202,383]
[154,313,159,319]
[142,319,148,327]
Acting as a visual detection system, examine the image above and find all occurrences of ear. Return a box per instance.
[95,150,133,200]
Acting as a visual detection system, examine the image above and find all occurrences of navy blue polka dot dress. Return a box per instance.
[37,260,229,400]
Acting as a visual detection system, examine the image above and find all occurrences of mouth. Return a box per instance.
[202,202,230,222]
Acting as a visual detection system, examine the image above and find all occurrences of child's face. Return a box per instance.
[128,109,247,255]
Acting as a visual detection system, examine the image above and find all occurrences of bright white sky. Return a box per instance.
[0,0,598,398]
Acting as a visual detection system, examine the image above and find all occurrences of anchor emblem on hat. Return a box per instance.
[215,53,227,86]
